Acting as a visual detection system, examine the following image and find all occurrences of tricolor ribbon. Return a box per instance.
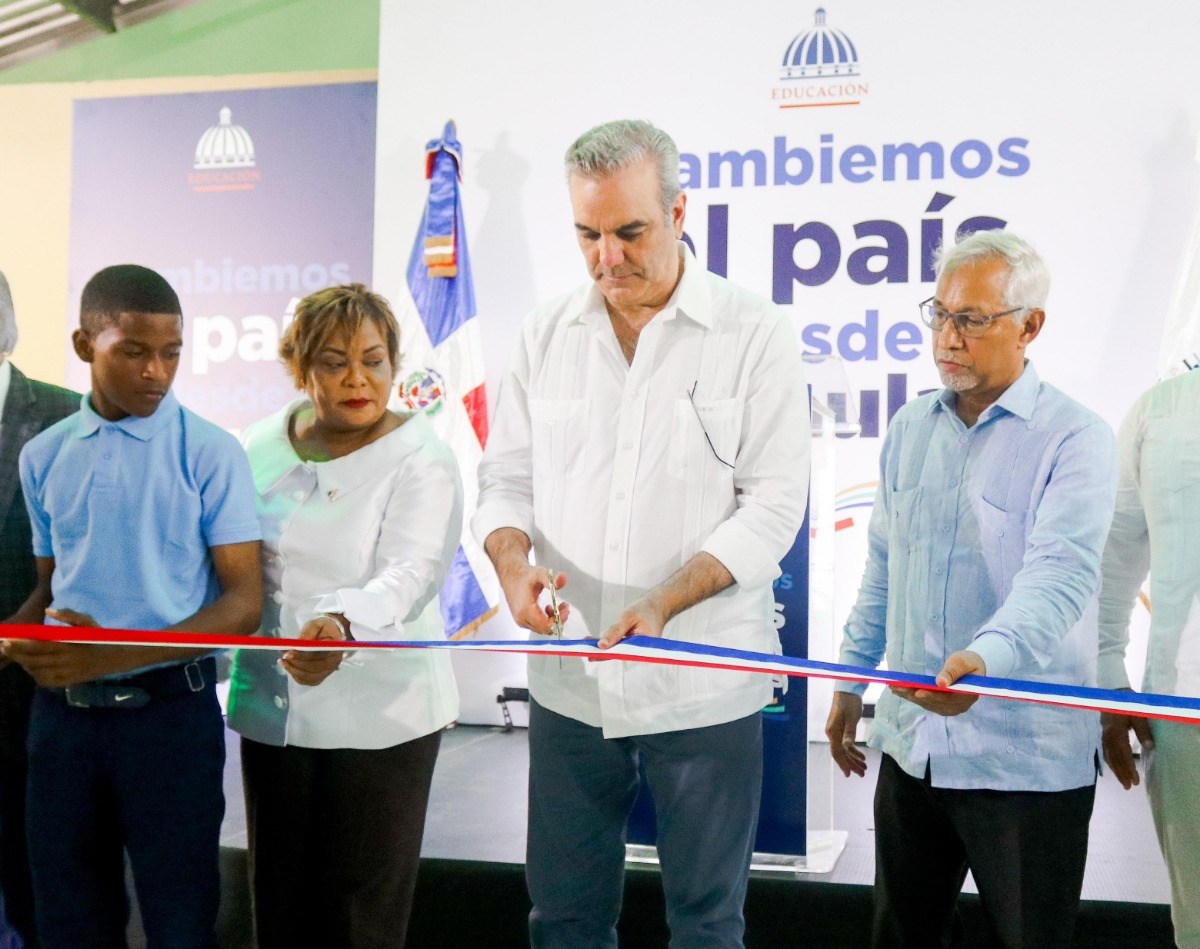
[4,624,1198,724]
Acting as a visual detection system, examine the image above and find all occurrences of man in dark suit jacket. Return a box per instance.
[0,271,79,948]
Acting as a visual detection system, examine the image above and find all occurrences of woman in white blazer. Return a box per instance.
[227,284,463,949]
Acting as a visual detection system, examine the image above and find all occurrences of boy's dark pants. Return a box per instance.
[25,672,225,949]
[0,664,36,947]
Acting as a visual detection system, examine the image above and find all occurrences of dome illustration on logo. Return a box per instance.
[194,107,256,170]
[781,7,859,80]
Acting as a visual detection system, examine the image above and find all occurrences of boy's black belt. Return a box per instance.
[51,657,216,709]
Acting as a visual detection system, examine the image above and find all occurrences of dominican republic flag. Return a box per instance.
[396,120,499,638]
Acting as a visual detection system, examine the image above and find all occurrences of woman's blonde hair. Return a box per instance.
[279,283,401,388]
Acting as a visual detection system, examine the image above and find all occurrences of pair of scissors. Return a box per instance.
[545,568,564,638]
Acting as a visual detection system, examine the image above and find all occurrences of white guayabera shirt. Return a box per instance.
[1099,368,1200,699]
[474,245,811,739]
[228,399,464,750]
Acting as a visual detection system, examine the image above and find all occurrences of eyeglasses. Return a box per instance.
[688,382,735,469]
[918,298,1026,339]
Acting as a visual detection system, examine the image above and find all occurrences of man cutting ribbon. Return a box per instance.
[473,119,811,949]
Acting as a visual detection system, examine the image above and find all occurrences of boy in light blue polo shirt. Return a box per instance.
[1,265,262,949]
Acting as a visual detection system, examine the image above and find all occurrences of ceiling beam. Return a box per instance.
[60,0,113,32]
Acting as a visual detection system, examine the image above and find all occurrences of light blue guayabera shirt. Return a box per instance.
[836,363,1117,791]
[19,391,260,658]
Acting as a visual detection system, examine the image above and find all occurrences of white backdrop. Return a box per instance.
[374,0,1200,721]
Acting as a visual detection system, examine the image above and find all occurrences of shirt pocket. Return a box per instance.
[49,514,87,558]
[1141,419,1200,541]
[887,484,922,550]
[529,398,590,479]
[975,496,1027,590]
[1142,418,1200,483]
[162,484,206,560]
[667,396,742,481]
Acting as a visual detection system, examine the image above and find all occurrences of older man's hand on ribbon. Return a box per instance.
[891,649,986,717]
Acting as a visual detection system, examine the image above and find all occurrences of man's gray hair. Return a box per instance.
[0,270,17,354]
[935,229,1051,318]
[564,119,680,219]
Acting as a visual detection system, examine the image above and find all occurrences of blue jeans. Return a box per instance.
[25,684,226,949]
[527,699,762,949]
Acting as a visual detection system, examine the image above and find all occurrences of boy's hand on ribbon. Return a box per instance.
[0,607,119,687]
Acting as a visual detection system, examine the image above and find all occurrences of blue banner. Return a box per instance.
[67,83,378,433]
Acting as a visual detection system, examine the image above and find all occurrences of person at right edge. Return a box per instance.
[827,230,1117,949]
[1098,367,1200,949]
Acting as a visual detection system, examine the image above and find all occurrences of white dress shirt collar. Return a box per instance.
[571,243,715,332]
[0,358,12,420]
[253,396,432,499]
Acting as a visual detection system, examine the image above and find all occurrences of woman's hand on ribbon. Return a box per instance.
[280,615,347,687]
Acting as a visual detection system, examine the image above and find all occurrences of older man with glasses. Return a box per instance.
[826,229,1117,949]
[475,119,810,949]
[0,271,79,949]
